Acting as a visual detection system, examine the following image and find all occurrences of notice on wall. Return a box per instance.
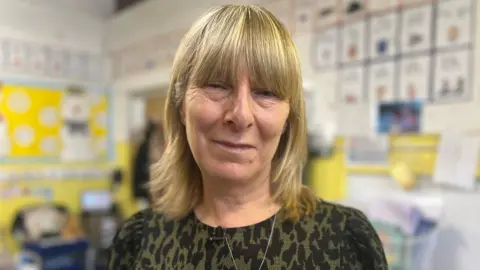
[314,28,339,70]
[369,13,398,60]
[368,61,396,103]
[398,55,431,101]
[341,21,367,64]
[433,132,479,191]
[345,135,390,166]
[433,50,471,103]
[339,65,365,105]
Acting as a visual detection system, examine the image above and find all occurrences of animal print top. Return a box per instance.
[108,200,388,269]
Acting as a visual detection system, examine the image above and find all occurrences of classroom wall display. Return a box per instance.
[311,0,477,136]
[0,38,107,83]
[0,81,113,164]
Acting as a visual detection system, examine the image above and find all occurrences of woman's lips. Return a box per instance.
[213,140,255,152]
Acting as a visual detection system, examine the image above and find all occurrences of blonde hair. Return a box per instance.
[150,4,317,221]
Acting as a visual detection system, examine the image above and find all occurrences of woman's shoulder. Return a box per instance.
[308,199,383,242]
[305,200,388,269]
[107,208,159,269]
[312,200,369,228]
[109,209,151,250]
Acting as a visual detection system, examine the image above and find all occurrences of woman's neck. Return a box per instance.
[194,175,280,228]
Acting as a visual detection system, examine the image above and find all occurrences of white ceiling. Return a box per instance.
[18,0,117,19]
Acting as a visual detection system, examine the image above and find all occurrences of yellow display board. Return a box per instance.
[0,80,126,253]
[0,81,112,163]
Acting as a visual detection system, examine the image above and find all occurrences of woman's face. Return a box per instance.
[182,67,290,183]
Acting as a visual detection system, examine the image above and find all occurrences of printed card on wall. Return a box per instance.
[343,0,366,22]
[341,20,366,64]
[401,5,433,55]
[433,49,471,103]
[314,0,340,29]
[435,0,474,49]
[368,61,396,103]
[29,45,49,75]
[370,0,398,13]
[294,0,314,33]
[314,27,339,70]
[339,65,365,104]
[69,52,89,80]
[48,49,69,78]
[369,13,399,60]
[7,40,29,72]
[399,55,431,101]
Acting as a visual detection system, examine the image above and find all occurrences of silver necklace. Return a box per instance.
[224,214,277,270]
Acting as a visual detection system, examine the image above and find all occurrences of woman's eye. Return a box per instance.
[207,83,227,89]
[255,90,277,98]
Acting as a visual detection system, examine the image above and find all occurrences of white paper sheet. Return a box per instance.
[339,65,365,104]
[435,0,474,49]
[398,54,431,101]
[314,27,339,70]
[368,61,396,102]
[341,20,367,64]
[369,12,398,60]
[401,5,433,54]
[433,49,471,103]
[433,132,479,191]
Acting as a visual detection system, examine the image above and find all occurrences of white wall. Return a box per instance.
[0,0,105,53]
[18,0,116,20]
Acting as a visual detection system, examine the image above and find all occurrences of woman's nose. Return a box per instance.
[224,84,254,130]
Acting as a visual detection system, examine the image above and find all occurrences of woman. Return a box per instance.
[108,4,388,269]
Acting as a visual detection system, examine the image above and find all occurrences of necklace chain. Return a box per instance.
[224,214,277,270]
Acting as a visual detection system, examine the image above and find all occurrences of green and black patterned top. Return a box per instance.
[108,200,388,269]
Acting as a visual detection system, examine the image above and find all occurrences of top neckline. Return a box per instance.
[189,208,283,236]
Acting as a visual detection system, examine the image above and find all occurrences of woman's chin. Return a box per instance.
[206,162,258,183]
